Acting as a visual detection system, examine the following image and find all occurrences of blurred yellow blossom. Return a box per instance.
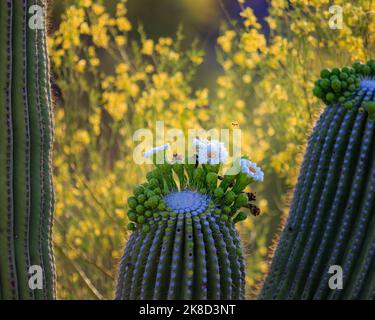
[218,30,236,53]
[116,17,132,31]
[141,39,154,56]
[75,59,86,73]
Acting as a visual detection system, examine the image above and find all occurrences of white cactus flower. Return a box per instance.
[144,143,170,158]
[195,139,228,165]
[240,158,264,182]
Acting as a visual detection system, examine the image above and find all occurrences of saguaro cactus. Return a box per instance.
[260,61,375,300]
[0,0,55,299]
[116,141,264,299]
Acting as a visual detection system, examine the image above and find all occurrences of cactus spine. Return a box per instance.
[260,61,375,300]
[0,0,55,299]
[116,143,263,299]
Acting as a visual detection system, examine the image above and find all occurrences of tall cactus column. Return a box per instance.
[260,61,375,300]
[0,0,55,300]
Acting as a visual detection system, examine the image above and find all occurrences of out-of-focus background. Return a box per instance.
[48,0,375,299]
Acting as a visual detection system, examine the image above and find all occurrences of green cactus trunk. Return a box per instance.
[260,62,375,300]
[0,0,55,300]
[116,191,246,300]
[116,146,263,300]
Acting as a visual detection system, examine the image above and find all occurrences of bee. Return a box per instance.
[231,121,239,128]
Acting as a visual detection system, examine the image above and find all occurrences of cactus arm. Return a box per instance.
[287,107,359,299]
[26,0,47,300]
[36,0,55,299]
[0,0,55,300]
[304,109,364,298]
[323,118,375,299]
[260,106,337,298]
[261,61,375,299]
[0,0,18,300]
[342,141,375,299]
[313,116,374,299]
[12,0,33,299]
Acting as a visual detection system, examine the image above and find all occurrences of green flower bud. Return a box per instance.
[145,210,152,218]
[127,223,136,231]
[136,205,145,215]
[127,211,137,222]
[223,206,231,214]
[235,193,248,207]
[365,101,375,119]
[344,101,353,110]
[214,187,224,199]
[339,72,348,80]
[137,194,146,204]
[206,172,218,186]
[331,67,340,76]
[149,178,159,188]
[158,201,166,211]
[347,77,355,84]
[320,78,330,90]
[326,92,335,103]
[153,213,160,219]
[338,96,345,104]
[142,224,150,233]
[134,185,144,197]
[149,195,160,209]
[220,214,229,222]
[363,65,371,75]
[137,215,146,224]
[320,68,331,79]
[153,187,161,195]
[146,190,156,198]
[331,79,341,93]
[233,211,248,224]
[313,86,324,99]
[224,191,235,205]
[127,196,138,209]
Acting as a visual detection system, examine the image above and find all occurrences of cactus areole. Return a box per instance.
[260,61,375,300]
[0,0,55,299]
[116,141,264,299]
